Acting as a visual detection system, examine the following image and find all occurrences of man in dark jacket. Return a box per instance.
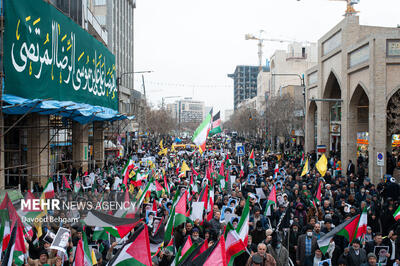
[340,239,367,266]
[296,225,318,266]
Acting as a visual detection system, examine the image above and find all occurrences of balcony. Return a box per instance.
[86,7,108,46]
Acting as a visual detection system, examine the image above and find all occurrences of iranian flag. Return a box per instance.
[356,206,368,239]
[318,214,360,254]
[209,111,222,137]
[42,177,55,199]
[236,197,250,246]
[122,158,135,188]
[394,205,400,221]
[274,164,279,179]
[225,223,246,266]
[248,149,255,168]
[315,181,322,205]
[192,109,213,153]
[73,231,92,266]
[2,224,26,266]
[108,225,152,266]
[264,185,277,216]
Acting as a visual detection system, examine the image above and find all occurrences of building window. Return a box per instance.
[94,0,106,6]
[323,30,341,56]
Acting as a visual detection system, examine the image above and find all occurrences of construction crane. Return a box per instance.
[245,30,309,71]
[329,0,360,16]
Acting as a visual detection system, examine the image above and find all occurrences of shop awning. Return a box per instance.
[1,94,134,124]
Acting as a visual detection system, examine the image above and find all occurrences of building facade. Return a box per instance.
[167,98,205,125]
[228,65,259,110]
[0,0,133,190]
[89,0,137,115]
[304,16,400,183]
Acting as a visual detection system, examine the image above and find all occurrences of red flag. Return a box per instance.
[152,199,158,212]
[62,175,72,191]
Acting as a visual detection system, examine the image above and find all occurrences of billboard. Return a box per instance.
[4,0,118,111]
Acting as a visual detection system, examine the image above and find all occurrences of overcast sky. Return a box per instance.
[134,0,400,119]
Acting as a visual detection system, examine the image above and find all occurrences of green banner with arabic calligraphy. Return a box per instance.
[4,0,118,111]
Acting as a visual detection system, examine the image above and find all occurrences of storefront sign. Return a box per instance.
[4,0,118,110]
[387,40,400,57]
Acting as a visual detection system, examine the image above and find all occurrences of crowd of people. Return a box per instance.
[2,134,400,266]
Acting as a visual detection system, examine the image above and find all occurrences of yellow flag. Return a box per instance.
[316,153,328,177]
[276,154,282,161]
[158,148,168,156]
[159,140,163,149]
[181,161,190,174]
[91,248,98,265]
[301,159,309,177]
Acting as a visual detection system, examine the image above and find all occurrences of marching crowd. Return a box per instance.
[2,134,400,266]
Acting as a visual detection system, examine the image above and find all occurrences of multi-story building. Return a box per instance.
[304,15,400,183]
[228,65,259,110]
[89,0,137,115]
[167,98,205,124]
[0,0,132,189]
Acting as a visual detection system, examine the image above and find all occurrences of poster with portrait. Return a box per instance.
[146,210,156,224]
[374,246,389,265]
[220,206,234,222]
[50,228,71,254]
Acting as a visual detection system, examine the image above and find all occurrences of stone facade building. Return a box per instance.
[305,16,400,183]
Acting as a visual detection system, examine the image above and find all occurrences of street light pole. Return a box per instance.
[271,73,306,148]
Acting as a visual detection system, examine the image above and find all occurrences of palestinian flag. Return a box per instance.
[318,214,360,254]
[163,174,170,196]
[192,235,227,266]
[315,181,322,205]
[225,154,231,167]
[225,223,246,266]
[18,191,42,221]
[153,180,164,198]
[264,185,277,216]
[83,210,141,239]
[2,223,27,266]
[122,158,135,188]
[174,191,188,227]
[198,185,209,210]
[248,149,255,168]
[73,233,93,266]
[209,111,222,137]
[92,227,108,241]
[394,205,400,221]
[236,197,250,246]
[108,225,152,266]
[356,206,368,239]
[42,177,55,199]
[62,175,72,191]
[301,158,309,177]
[192,108,213,153]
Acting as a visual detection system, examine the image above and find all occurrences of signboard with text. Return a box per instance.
[4,0,118,110]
